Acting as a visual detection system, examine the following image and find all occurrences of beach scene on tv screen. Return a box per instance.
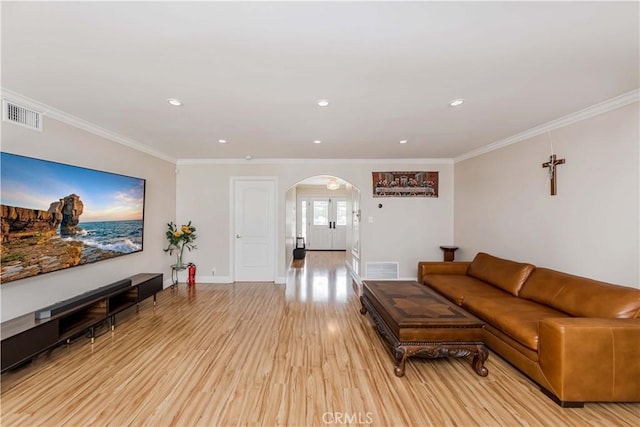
[0,153,145,283]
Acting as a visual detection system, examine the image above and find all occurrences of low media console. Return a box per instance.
[1,273,163,373]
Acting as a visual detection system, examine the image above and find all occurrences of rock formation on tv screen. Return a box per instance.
[51,194,84,236]
[0,194,119,283]
[1,193,84,242]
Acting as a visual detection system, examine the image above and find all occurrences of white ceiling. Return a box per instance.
[2,2,638,162]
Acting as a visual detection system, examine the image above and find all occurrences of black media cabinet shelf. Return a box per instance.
[0,273,163,373]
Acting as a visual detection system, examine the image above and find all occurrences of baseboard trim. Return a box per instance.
[165,275,234,286]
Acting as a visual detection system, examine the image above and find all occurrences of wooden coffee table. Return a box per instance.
[360,280,488,377]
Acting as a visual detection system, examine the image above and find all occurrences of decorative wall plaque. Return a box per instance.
[372,171,438,198]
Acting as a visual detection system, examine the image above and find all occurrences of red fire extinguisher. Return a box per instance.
[187,263,196,286]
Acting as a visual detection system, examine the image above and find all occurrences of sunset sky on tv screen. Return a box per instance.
[1,153,144,222]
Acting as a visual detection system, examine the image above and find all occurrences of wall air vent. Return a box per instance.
[365,262,399,280]
[3,100,43,131]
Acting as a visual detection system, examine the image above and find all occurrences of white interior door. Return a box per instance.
[305,197,347,250]
[233,178,276,281]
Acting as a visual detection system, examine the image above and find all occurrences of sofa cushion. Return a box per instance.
[466,252,535,296]
[519,268,640,319]
[462,295,569,351]
[422,274,509,306]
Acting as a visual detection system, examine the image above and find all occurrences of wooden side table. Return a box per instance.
[439,246,459,262]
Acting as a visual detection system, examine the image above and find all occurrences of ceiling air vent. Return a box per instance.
[3,100,43,131]
[366,262,399,280]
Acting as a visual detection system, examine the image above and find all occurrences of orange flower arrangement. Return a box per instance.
[164,221,196,267]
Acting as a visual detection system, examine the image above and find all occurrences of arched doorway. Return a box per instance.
[284,175,361,280]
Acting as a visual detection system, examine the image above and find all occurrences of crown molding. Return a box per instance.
[454,88,640,163]
[5,86,636,167]
[1,88,176,164]
[177,157,455,165]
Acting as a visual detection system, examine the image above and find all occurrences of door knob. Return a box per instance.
[236,234,242,239]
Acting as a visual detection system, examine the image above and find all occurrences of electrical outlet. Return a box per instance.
[211,268,216,276]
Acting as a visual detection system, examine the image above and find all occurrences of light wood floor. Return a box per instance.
[1,251,639,426]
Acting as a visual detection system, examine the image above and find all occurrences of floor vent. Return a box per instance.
[365,262,399,280]
[3,100,43,131]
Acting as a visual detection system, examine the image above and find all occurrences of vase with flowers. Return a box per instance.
[164,221,197,268]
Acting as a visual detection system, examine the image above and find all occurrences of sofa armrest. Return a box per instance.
[417,262,470,283]
[538,317,640,403]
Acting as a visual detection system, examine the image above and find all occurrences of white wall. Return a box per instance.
[1,118,176,321]
[454,103,639,287]
[176,160,453,282]
[284,185,297,269]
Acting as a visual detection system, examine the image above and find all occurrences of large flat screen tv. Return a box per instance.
[1,152,145,283]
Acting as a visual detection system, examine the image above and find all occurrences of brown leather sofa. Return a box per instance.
[418,252,640,407]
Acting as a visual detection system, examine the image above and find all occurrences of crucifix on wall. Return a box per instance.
[541,154,566,196]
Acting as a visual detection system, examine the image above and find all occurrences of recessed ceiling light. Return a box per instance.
[449,98,465,107]
[167,98,183,106]
[399,140,408,144]
[218,139,227,144]
[313,140,322,144]
[317,99,329,107]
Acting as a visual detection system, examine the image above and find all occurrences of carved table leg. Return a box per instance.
[394,347,408,377]
[359,296,367,315]
[472,344,489,377]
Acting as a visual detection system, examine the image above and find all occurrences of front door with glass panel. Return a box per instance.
[303,197,347,250]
